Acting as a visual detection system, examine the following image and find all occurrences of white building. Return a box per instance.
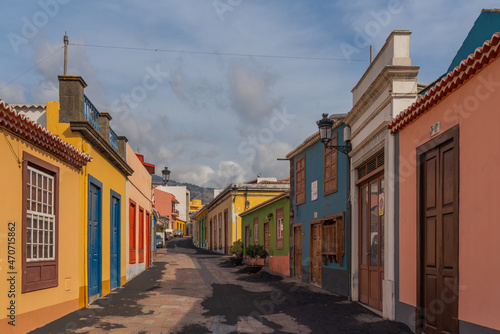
[345,30,420,320]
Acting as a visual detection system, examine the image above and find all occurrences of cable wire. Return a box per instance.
[69,42,368,62]
[0,46,64,90]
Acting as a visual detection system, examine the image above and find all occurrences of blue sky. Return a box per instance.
[1,0,498,188]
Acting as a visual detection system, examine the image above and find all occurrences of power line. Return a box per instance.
[69,42,368,62]
[0,46,64,90]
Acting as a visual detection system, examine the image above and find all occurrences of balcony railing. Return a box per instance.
[84,95,100,131]
[109,127,119,151]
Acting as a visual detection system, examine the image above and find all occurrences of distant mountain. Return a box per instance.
[151,175,215,205]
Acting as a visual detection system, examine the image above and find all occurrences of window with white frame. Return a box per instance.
[27,166,55,261]
[276,207,284,249]
[22,152,59,293]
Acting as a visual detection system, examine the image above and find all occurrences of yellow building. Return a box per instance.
[175,219,186,235]
[204,178,289,254]
[194,205,208,248]
[189,199,203,213]
[46,76,133,306]
[0,100,91,333]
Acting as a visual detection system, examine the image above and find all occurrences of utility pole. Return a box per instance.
[63,33,68,75]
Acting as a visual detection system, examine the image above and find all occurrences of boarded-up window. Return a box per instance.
[22,153,59,292]
[296,156,305,205]
[253,216,259,244]
[276,207,284,249]
[321,213,345,266]
[324,133,338,195]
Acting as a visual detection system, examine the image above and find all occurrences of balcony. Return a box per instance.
[109,127,119,152]
[84,95,100,131]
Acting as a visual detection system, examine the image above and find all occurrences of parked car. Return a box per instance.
[156,235,164,248]
[165,231,173,240]
[173,229,183,238]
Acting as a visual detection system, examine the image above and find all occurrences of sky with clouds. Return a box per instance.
[1,0,498,188]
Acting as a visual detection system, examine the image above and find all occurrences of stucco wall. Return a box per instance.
[292,127,349,272]
[126,144,152,280]
[398,56,500,330]
[46,101,128,306]
[0,131,81,333]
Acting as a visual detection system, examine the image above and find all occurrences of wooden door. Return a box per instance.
[310,223,322,285]
[419,133,458,334]
[264,222,270,266]
[359,175,384,309]
[293,226,302,279]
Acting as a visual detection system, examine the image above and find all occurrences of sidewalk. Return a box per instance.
[30,239,412,333]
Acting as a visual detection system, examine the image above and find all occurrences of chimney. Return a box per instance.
[98,112,112,144]
[58,75,87,123]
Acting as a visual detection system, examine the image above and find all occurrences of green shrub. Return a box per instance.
[245,244,268,265]
[229,239,243,256]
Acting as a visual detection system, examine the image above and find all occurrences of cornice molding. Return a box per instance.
[70,121,133,176]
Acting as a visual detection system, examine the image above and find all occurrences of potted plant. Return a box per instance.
[229,240,244,266]
[245,244,268,273]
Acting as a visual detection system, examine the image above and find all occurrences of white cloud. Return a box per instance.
[0,80,26,104]
[228,59,282,124]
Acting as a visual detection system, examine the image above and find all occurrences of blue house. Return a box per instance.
[286,116,350,296]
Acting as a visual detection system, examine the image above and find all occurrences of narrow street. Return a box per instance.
[32,238,411,334]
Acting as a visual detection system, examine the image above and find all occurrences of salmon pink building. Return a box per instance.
[389,31,500,334]
[153,188,179,231]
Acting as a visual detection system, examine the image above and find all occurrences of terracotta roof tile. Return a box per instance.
[0,100,92,168]
[389,31,500,134]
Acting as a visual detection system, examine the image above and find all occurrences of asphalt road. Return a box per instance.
[30,237,412,333]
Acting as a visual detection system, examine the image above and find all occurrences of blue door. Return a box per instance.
[88,177,102,301]
[110,192,121,289]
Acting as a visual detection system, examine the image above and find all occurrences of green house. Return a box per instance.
[240,192,290,276]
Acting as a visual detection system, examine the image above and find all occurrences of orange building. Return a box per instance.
[390,31,500,333]
[0,100,91,333]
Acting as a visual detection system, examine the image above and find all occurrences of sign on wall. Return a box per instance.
[311,180,318,202]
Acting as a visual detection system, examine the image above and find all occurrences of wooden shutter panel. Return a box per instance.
[296,156,305,205]
[324,133,338,195]
[139,207,144,263]
[129,201,136,263]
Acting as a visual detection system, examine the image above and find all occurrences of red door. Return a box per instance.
[146,211,150,267]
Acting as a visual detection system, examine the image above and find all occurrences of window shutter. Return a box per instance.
[296,156,306,205]
[129,202,136,263]
[324,133,338,195]
[138,207,144,263]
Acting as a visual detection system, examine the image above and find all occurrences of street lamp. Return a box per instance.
[316,113,352,155]
[162,166,171,185]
